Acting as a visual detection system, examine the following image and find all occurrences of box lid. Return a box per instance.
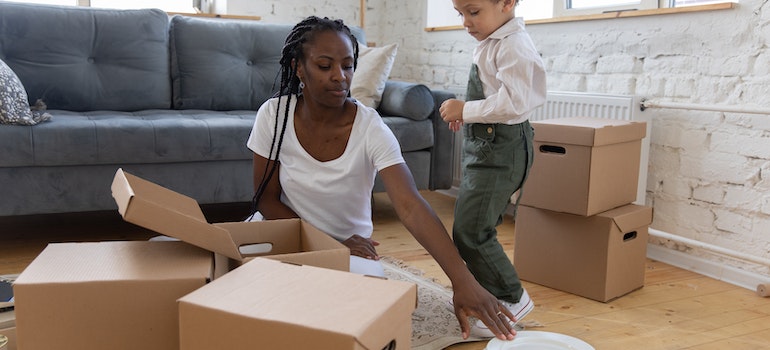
[179,258,417,349]
[598,204,653,233]
[14,241,212,285]
[532,116,647,146]
[112,168,245,260]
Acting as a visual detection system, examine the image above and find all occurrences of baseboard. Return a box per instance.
[436,188,458,198]
[647,243,769,292]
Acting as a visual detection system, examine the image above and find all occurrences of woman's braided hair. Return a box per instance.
[249,16,360,218]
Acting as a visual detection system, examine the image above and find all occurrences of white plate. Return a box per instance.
[485,331,594,350]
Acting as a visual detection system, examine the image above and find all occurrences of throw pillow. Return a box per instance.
[351,43,398,109]
[0,58,51,125]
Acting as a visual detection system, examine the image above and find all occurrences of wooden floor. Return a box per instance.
[2,192,770,349]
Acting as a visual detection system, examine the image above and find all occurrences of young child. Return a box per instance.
[440,0,547,338]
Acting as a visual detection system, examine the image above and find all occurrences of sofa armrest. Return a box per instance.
[377,79,455,191]
[428,89,456,190]
[378,80,434,121]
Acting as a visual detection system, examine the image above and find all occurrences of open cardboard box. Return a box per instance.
[111,168,350,277]
[514,204,653,302]
[520,116,647,216]
[179,257,417,350]
[14,241,213,350]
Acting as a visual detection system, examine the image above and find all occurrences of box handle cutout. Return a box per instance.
[623,231,637,242]
[239,243,273,256]
[382,340,396,350]
[539,145,566,155]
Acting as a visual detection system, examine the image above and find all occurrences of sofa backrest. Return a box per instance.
[169,16,367,112]
[169,16,291,111]
[0,1,172,112]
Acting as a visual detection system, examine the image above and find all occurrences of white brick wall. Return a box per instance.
[220,0,360,24]
[221,0,770,280]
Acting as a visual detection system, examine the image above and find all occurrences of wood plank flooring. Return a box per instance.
[1,191,769,349]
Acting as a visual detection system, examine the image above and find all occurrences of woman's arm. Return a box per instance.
[252,153,298,220]
[379,163,516,341]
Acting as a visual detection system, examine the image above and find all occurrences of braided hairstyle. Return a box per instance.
[248,16,360,218]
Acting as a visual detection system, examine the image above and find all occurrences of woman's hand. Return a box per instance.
[342,234,380,260]
[451,279,516,340]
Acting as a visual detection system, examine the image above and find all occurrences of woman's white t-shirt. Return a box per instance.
[246,96,404,242]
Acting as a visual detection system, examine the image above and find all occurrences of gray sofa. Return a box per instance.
[0,2,455,217]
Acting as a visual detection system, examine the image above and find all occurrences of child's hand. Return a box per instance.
[448,120,463,132]
[440,99,465,123]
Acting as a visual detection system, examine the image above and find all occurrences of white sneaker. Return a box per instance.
[469,289,534,338]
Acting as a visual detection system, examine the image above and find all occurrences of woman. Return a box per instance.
[246,16,517,341]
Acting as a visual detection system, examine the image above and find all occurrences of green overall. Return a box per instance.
[452,64,534,303]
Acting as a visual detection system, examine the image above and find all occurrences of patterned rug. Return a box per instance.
[381,257,487,350]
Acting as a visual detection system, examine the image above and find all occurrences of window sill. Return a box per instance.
[424,2,735,32]
[167,12,262,20]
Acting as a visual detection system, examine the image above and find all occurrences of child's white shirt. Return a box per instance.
[462,17,547,125]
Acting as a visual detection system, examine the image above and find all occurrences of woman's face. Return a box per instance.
[296,30,355,108]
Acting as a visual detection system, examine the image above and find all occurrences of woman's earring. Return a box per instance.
[299,81,305,90]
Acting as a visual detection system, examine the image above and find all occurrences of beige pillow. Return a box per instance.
[351,43,398,109]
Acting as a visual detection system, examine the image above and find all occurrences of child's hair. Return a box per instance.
[248,16,359,217]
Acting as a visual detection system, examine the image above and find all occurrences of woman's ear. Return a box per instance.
[292,58,304,81]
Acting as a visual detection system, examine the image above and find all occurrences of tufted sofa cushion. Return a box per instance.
[0,3,171,112]
[169,16,367,111]
[170,16,292,111]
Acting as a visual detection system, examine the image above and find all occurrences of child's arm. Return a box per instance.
[440,99,465,132]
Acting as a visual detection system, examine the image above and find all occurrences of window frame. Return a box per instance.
[425,1,736,31]
[552,0,659,17]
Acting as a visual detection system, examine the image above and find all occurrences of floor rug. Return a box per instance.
[381,257,486,350]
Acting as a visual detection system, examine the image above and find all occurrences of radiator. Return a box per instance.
[452,91,650,205]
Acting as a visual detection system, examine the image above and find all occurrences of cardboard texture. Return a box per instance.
[111,168,350,275]
[178,258,417,350]
[520,116,647,216]
[514,204,653,302]
[13,241,212,350]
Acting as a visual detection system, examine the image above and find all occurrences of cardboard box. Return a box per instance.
[520,116,647,216]
[111,168,349,276]
[514,204,653,302]
[13,241,212,350]
[178,258,417,350]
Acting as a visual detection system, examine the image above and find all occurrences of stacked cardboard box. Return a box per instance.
[515,117,653,302]
[13,169,417,349]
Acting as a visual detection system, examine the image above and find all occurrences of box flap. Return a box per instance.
[532,116,647,146]
[599,204,653,233]
[111,169,243,260]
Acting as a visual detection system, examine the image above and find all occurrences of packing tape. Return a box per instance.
[756,283,770,297]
